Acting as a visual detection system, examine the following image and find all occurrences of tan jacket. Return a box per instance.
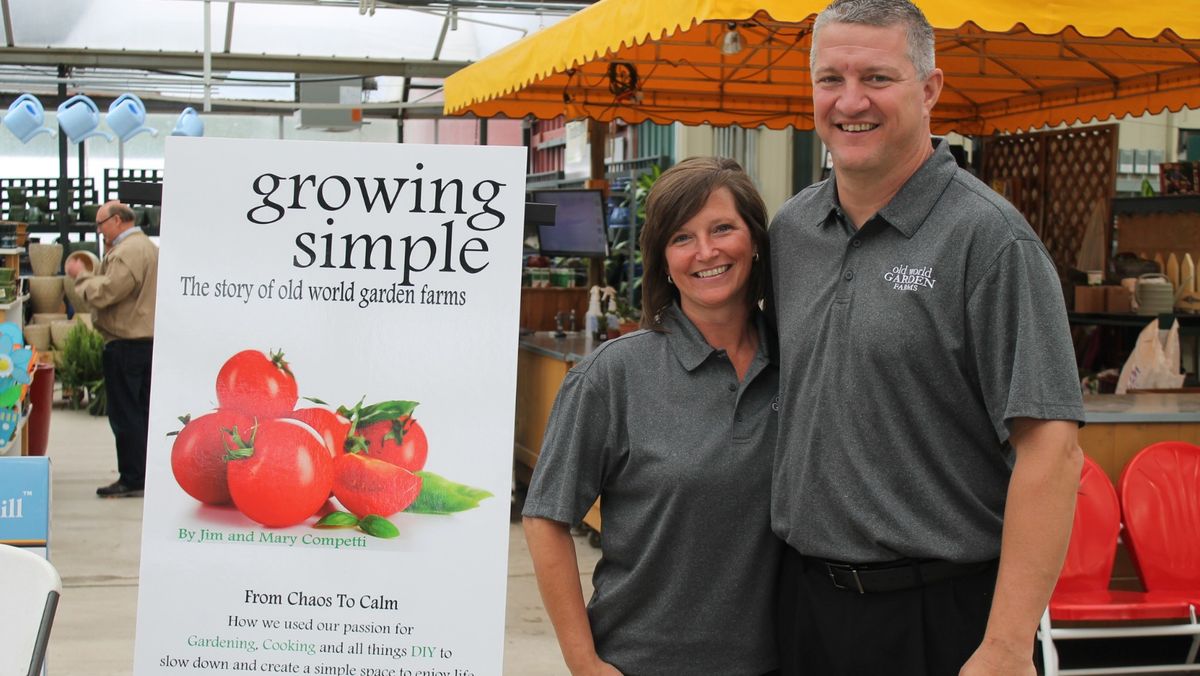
[73,230,158,342]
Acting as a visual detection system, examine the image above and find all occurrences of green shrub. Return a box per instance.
[55,323,106,415]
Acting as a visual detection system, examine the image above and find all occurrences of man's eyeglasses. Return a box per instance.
[95,213,119,229]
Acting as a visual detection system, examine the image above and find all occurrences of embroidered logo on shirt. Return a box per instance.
[883,265,936,291]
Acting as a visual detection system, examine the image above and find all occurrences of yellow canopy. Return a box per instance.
[443,0,1200,134]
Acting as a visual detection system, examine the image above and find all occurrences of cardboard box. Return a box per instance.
[0,456,50,550]
[1074,285,1108,313]
[1105,285,1133,313]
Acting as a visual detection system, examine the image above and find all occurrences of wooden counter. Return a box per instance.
[515,331,602,532]
[1080,393,1200,484]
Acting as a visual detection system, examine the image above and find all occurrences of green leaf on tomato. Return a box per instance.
[338,400,419,428]
[358,514,400,538]
[315,511,359,528]
[404,472,493,515]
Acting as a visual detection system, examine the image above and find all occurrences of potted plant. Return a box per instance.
[55,322,106,415]
[605,164,662,327]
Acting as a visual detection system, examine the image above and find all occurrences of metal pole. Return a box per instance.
[57,64,68,246]
[118,139,125,171]
[203,0,213,112]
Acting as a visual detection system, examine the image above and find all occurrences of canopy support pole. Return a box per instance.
[203,0,213,112]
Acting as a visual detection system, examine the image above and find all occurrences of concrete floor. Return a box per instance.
[42,407,596,675]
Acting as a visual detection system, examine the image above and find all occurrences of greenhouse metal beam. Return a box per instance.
[0,47,469,78]
[1,0,12,49]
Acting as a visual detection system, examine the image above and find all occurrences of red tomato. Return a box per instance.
[332,453,423,518]
[171,410,255,505]
[215,350,298,418]
[360,416,428,472]
[226,419,333,527]
[288,408,350,457]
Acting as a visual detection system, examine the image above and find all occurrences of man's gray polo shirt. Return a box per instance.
[523,304,780,675]
[769,141,1085,564]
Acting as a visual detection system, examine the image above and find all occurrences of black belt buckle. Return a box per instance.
[825,562,865,594]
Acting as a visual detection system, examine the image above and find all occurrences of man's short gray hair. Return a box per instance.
[811,0,937,80]
[103,201,136,225]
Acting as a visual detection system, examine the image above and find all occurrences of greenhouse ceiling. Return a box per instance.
[0,0,585,116]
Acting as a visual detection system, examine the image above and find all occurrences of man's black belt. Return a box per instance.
[799,555,997,594]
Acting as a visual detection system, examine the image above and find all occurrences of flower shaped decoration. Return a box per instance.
[0,332,33,408]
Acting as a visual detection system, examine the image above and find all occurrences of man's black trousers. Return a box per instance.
[102,339,153,489]
[777,546,999,676]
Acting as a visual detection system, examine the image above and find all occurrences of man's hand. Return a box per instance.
[960,636,1035,675]
[64,256,84,279]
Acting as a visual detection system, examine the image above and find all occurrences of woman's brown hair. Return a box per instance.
[639,156,769,330]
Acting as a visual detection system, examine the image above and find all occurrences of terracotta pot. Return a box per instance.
[22,323,50,351]
[28,242,63,277]
[28,275,63,314]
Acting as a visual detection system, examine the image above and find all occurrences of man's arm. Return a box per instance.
[961,418,1081,675]
[72,255,138,309]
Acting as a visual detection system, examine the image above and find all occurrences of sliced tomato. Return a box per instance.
[332,453,423,518]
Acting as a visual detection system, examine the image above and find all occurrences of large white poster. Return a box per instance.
[134,137,526,675]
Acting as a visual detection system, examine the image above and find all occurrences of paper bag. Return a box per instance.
[1116,319,1186,393]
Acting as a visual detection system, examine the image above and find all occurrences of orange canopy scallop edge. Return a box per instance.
[443,0,1200,134]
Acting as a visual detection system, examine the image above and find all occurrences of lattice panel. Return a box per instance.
[982,125,1117,276]
[983,133,1045,236]
[1043,127,1118,275]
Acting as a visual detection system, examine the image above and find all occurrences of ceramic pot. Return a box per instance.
[22,323,50,351]
[65,249,99,274]
[30,313,67,325]
[28,242,63,277]
[63,251,99,313]
[49,320,76,350]
[74,312,92,329]
[28,275,63,314]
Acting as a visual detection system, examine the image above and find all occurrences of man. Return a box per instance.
[768,1,1084,674]
[66,200,158,498]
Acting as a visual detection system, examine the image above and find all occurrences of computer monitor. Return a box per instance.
[530,189,608,258]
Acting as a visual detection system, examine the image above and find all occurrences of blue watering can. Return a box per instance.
[170,107,204,137]
[2,94,56,143]
[106,93,157,142]
[57,95,113,143]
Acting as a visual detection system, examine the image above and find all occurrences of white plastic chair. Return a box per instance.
[0,544,61,676]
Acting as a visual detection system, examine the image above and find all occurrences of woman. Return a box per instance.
[522,156,780,676]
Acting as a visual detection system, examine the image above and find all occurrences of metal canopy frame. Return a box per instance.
[0,0,591,113]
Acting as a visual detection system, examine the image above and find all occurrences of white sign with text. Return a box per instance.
[133,137,526,676]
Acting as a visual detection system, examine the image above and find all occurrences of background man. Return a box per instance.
[66,200,159,498]
[768,1,1084,673]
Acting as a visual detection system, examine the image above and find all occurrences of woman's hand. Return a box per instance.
[571,658,623,676]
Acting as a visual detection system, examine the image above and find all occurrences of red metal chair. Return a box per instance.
[1038,455,1199,676]
[1120,441,1200,599]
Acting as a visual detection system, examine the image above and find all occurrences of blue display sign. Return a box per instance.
[0,456,50,547]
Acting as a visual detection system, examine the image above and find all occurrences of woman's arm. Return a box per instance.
[523,516,622,676]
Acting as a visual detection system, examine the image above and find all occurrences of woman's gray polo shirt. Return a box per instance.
[523,304,781,676]
[768,141,1085,564]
